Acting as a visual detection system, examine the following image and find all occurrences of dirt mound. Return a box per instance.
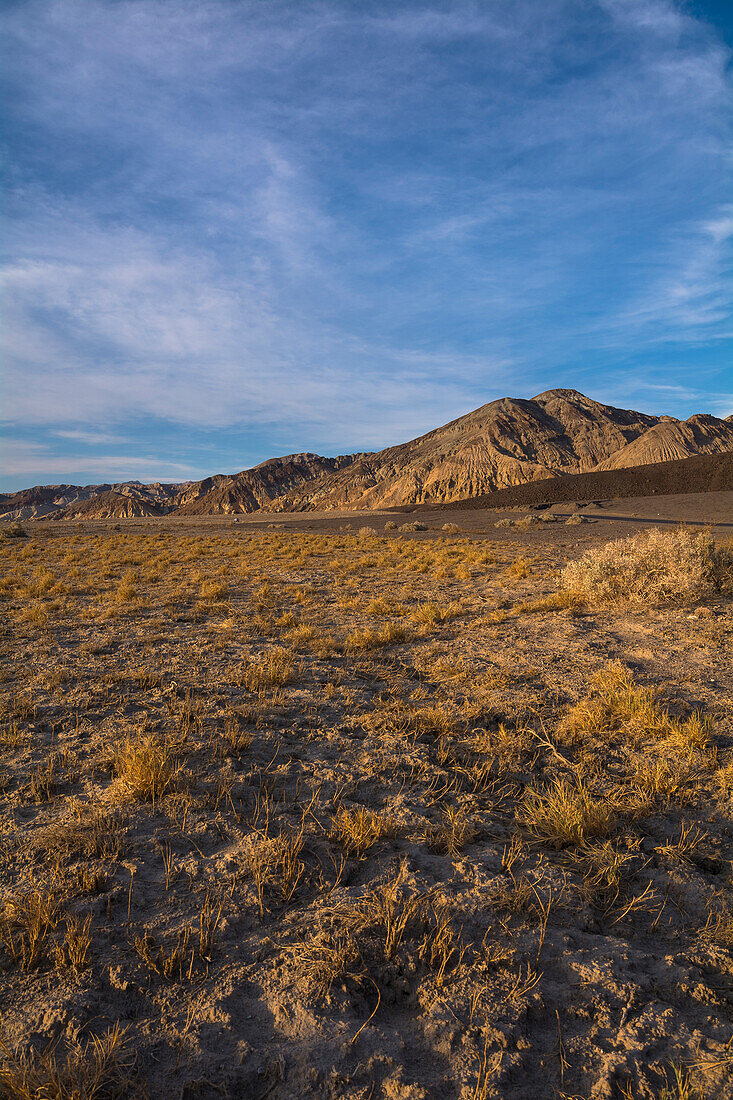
[443,451,733,511]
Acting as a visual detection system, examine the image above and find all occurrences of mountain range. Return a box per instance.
[2,389,731,520]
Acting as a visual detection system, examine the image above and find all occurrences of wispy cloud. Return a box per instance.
[1,0,731,488]
[0,439,200,485]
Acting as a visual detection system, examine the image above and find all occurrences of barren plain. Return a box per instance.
[1,496,732,1099]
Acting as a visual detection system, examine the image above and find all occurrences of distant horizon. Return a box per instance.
[2,384,731,494]
[2,0,732,492]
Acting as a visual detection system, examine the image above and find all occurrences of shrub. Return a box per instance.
[1,523,28,539]
[561,527,732,605]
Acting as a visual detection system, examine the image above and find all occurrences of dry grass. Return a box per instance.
[425,805,475,854]
[0,1024,137,1100]
[330,806,395,855]
[113,732,183,802]
[0,890,60,970]
[53,914,92,974]
[518,778,616,848]
[0,522,730,1098]
[247,829,306,915]
[240,646,295,689]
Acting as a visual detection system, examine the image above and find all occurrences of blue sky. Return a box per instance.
[1,0,731,490]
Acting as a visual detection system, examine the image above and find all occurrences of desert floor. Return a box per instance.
[1,498,732,1099]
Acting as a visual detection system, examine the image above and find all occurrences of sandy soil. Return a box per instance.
[1,500,732,1099]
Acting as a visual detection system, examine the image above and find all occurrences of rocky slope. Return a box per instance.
[594,414,733,470]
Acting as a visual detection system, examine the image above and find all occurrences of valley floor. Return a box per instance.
[1,509,732,1098]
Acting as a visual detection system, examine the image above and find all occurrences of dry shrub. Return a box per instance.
[561,527,732,605]
[0,1023,137,1099]
[518,778,615,848]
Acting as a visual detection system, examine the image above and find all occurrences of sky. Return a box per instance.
[1,0,731,491]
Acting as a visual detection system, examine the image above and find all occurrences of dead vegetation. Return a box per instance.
[561,525,733,605]
[0,522,731,1099]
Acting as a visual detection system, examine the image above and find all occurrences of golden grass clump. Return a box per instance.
[240,646,295,689]
[561,526,732,605]
[331,806,394,855]
[199,578,229,602]
[561,662,713,754]
[113,733,182,802]
[346,623,408,651]
[518,777,616,848]
[0,1024,136,1100]
[54,914,92,974]
[561,663,670,745]
[425,805,474,854]
[0,890,60,971]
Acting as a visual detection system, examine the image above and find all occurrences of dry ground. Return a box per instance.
[1,516,732,1099]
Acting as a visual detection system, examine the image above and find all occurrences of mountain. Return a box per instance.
[52,491,167,519]
[175,453,358,515]
[442,451,733,511]
[0,481,184,520]
[594,414,733,470]
[273,389,733,511]
[3,390,732,519]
